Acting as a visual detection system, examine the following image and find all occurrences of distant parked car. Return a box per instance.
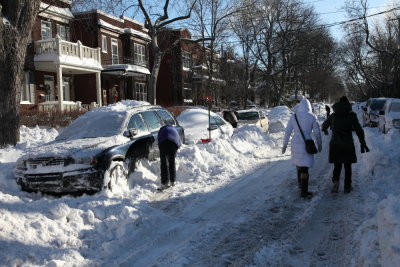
[176,108,233,143]
[378,98,400,134]
[15,102,184,194]
[362,98,390,127]
[237,109,269,132]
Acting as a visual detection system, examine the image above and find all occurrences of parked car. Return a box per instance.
[15,102,184,194]
[378,98,400,134]
[362,98,390,127]
[237,109,269,132]
[176,108,233,143]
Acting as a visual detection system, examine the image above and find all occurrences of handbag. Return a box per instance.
[294,114,318,154]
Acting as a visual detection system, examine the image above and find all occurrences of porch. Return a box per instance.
[34,36,103,111]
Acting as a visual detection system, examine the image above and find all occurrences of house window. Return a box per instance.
[135,83,147,101]
[41,21,52,40]
[182,51,191,69]
[111,39,119,64]
[134,43,145,65]
[183,87,193,102]
[101,35,108,53]
[20,72,35,104]
[56,24,70,41]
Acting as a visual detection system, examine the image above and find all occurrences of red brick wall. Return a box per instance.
[74,74,97,104]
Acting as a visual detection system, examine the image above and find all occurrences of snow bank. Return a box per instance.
[377,195,400,266]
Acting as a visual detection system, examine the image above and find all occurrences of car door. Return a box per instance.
[155,109,185,143]
[140,110,163,159]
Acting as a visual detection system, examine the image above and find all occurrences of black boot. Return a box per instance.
[344,179,352,193]
[300,173,312,198]
[296,167,301,189]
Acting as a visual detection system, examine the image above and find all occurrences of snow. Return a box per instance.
[1,103,400,266]
[98,19,151,41]
[102,64,151,75]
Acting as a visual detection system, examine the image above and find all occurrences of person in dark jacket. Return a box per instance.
[157,124,182,190]
[322,96,369,193]
[222,110,239,128]
[325,105,331,117]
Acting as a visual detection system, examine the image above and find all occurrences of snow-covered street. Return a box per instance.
[1,108,400,266]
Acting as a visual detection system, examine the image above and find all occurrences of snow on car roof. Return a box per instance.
[56,100,151,141]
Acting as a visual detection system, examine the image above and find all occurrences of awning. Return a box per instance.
[102,64,151,76]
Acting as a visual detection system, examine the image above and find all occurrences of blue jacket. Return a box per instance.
[158,125,182,147]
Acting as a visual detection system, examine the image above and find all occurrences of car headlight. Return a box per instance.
[74,156,97,165]
[16,159,27,170]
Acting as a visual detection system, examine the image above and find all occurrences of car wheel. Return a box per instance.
[106,161,128,191]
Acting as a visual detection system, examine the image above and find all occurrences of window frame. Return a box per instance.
[111,38,119,65]
[20,72,35,104]
[101,35,108,53]
[41,20,52,40]
[134,82,147,101]
[56,24,70,41]
[134,43,146,65]
[182,51,191,69]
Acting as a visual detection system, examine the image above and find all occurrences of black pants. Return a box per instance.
[332,163,352,185]
[159,140,178,185]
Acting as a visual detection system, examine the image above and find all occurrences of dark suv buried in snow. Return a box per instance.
[15,102,184,194]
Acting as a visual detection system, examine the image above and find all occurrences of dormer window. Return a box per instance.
[41,21,52,40]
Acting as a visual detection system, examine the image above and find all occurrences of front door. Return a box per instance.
[63,77,71,101]
[44,75,55,101]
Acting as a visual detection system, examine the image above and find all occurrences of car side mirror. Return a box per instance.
[207,125,218,131]
[379,110,385,115]
[129,128,139,137]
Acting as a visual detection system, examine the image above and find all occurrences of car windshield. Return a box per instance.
[390,102,400,112]
[370,100,386,110]
[238,112,259,120]
[56,112,126,140]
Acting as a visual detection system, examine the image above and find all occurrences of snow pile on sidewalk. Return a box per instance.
[355,128,400,266]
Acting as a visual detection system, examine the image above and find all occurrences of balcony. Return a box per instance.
[34,36,102,72]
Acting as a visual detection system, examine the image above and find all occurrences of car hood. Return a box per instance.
[19,135,130,160]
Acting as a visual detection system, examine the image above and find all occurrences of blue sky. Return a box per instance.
[308,0,394,40]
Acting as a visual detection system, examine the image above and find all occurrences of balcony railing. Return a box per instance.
[102,57,148,68]
[35,36,101,64]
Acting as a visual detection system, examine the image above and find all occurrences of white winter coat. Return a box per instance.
[283,99,322,168]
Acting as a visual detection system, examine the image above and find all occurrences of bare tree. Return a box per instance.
[342,0,400,99]
[135,0,198,104]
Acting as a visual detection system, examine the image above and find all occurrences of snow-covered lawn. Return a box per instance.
[0,108,400,266]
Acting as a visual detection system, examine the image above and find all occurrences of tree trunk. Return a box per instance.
[148,50,163,105]
[0,1,41,147]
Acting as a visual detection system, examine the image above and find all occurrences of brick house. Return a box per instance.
[73,10,151,106]
[156,28,226,107]
[21,1,151,111]
[22,0,103,111]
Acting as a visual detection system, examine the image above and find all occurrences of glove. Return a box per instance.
[282,145,287,154]
[318,143,322,153]
[361,143,370,153]
[323,130,329,136]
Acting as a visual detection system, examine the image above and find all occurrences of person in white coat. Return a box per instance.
[282,98,322,198]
